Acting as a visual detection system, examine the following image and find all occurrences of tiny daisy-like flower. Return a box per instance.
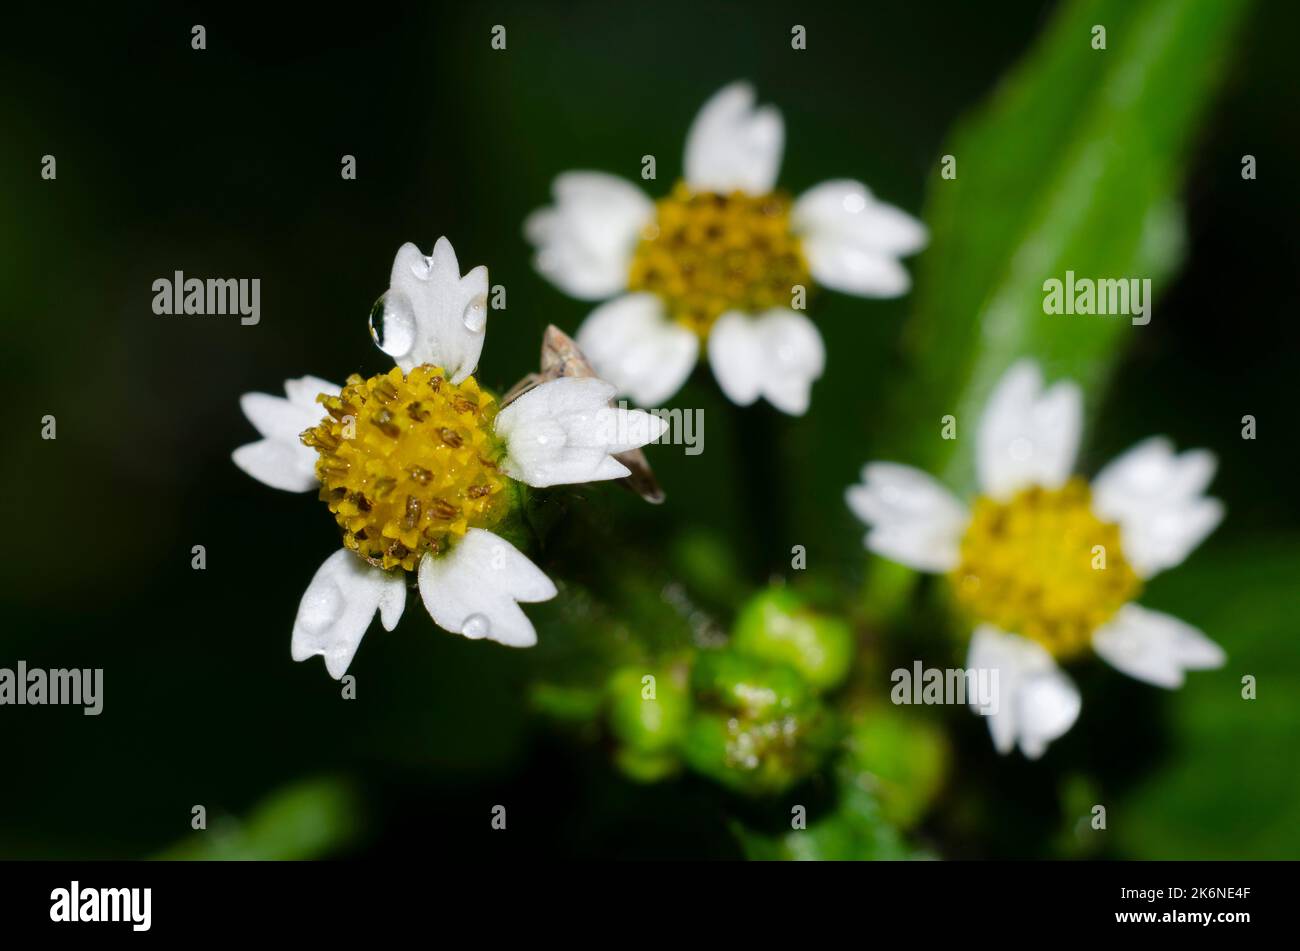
[525,81,928,415]
[233,237,667,678]
[846,360,1226,758]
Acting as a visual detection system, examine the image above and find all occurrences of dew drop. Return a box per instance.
[462,293,488,333]
[461,613,491,639]
[842,191,867,214]
[301,581,344,635]
[369,290,417,359]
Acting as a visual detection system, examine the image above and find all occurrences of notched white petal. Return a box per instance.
[845,462,968,573]
[976,360,1082,499]
[683,81,784,195]
[291,550,407,679]
[1091,437,1224,578]
[792,180,928,298]
[575,293,699,405]
[707,309,825,416]
[1092,603,1225,689]
[418,529,558,648]
[968,626,1081,759]
[232,439,318,493]
[387,237,489,382]
[234,375,339,492]
[494,377,669,488]
[239,392,321,443]
[524,172,654,300]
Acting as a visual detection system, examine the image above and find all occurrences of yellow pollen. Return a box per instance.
[949,478,1140,658]
[627,181,810,338]
[301,365,512,572]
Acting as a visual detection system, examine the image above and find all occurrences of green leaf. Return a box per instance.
[153,777,360,861]
[882,0,1249,492]
[1110,542,1300,859]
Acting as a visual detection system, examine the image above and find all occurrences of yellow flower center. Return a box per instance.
[627,181,810,338]
[301,366,512,572]
[949,478,1140,658]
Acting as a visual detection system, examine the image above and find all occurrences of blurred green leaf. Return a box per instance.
[1110,542,1300,859]
[735,765,919,861]
[884,0,1249,492]
[154,777,359,861]
[845,706,950,831]
[529,681,605,723]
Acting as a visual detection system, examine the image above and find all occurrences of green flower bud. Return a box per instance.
[691,648,812,716]
[606,666,690,756]
[683,650,838,795]
[731,589,853,692]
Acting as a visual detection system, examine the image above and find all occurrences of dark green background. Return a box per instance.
[2,1,1296,859]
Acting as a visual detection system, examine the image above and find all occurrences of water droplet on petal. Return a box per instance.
[842,191,867,214]
[301,581,344,634]
[369,290,417,359]
[462,293,488,333]
[461,613,491,639]
[490,545,506,571]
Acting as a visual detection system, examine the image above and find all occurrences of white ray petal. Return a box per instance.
[524,172,655,300]
[976,360,1082,499]
[1091,437,1224,577]
[386,237,489,383]
[683,81,784,195]
[1092,603,1225,689]
[418,530,558,648]
[291,549,407,679]
[845,462,969,572]
[495,377,668,488]
[233,375,339,492]
[707,309,825,416]
[792,179,927,297]
[968,626,1081,759]
[575,293,698,405]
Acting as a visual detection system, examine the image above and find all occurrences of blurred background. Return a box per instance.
[1,0,1296,859]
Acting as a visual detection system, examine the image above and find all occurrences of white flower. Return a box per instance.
[526,81,927,415]
[847,360,1226,758]
[234,237,667,678]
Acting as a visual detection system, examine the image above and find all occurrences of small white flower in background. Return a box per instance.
[525,81,927,416]
[846,360,1226,759]
[233,237,667,678]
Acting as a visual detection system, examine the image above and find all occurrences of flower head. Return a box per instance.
[847,360,1226,758]
[234,237,667,677]
[525,81,927,415]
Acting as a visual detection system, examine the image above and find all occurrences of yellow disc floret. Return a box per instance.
[301,366,511,572]
[949,478,1140,658]
[628,181,810,338]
